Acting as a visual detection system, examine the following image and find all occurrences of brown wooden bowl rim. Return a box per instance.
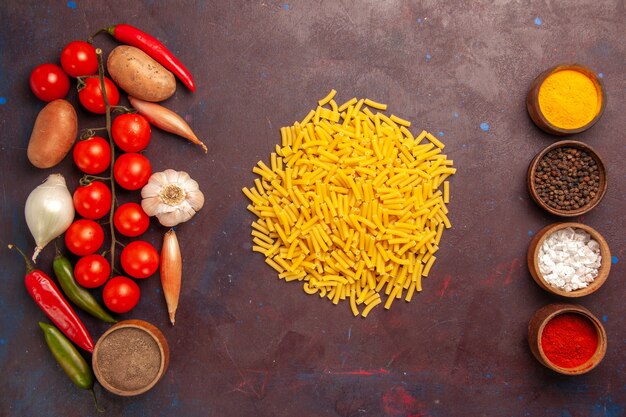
[93,319,169,396]
[527,222,611,297]
[526,63,606,135]
[529,303,607,375]
[527,140,608,217]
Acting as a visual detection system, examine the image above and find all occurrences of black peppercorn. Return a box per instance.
[534,147,600,211]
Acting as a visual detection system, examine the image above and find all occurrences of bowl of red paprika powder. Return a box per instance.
[528,303,607,375]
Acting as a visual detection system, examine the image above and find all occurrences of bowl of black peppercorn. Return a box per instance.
[528,140,607,217]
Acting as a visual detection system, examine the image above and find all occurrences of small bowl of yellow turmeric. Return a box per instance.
[527,64,605,136]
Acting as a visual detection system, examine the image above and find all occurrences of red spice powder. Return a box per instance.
[541,313,598,368]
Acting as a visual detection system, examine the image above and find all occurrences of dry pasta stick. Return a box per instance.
[318,89,337,106]
[243,91,455,317]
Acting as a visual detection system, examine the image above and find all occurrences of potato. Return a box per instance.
[107,45,176,102]
[27,99,77,169]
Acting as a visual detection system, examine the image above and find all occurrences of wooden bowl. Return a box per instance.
[527,64,605,135]
[93,320,169,396]
[527,140,607,217]
[528,303,607,375]
[527,222,611,297]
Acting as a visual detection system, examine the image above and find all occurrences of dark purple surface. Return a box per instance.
[0,1,624,416]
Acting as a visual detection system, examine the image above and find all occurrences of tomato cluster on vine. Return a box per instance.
[32,39,161,314]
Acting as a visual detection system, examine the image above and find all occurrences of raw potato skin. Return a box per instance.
[107,45,176,102]
[27,99,78,169]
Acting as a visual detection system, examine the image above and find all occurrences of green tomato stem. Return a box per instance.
[95,48,118,278]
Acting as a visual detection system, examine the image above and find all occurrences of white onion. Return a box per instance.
[25,174,75,262]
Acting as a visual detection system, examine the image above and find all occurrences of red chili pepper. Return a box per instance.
[10,245,94,353]
[106,24,195,92]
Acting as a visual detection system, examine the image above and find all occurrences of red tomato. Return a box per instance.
[73,136,111,174]
[29,63,70,102]
[74,254,111,288]
[121,241,159,279]
[78,77,119,114]
[60,41,98,77]
[73,181,112,220]
[114,203,150,237]
[113,153,151,190]
[103,276,140,313]
[64,219,104,256]
[112,114,151,152]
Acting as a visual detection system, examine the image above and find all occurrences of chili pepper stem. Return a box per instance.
[95,48,119,278]
[91,387,105,413]
[8,244,35,273]
[87,28,109,44]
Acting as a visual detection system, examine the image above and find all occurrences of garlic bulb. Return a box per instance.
[141,169,204,227]
[25,174,75,262]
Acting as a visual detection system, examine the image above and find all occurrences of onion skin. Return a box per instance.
[160,229,182,325]
[128,96,207,153]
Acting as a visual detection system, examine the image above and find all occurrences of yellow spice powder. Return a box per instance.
[538,69,601,130]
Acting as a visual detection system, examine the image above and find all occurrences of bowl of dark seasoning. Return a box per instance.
[527,222,611,297]
[528,140,607,217]
[93,319,169,396]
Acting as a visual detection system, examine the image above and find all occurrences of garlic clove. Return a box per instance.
[157,211,184,227]
[150,171,170,187]
[141,196,162,216]
[175,171,191,185]
[187,190,205,210]
[141,182,162,198]
[164,169,180,183]
[184,178,200,192]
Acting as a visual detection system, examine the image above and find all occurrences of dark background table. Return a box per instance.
[1,1,624,416]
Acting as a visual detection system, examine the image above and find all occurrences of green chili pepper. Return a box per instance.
[39,322,94,389]
[39,322,103,412]
[53,252,117,323]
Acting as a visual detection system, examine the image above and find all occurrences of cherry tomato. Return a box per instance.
[103,276,140,313]
[60,41,98,77]
[78,77,119,114]
[121,241,159,279]
[113,153,151,190]
[74,254,110,288]
[73,181,112,220]
[73,136,111,174]
[29,63,70,102]
[112,114,151,152]
[64,219,104,256]
[114,203,150,237]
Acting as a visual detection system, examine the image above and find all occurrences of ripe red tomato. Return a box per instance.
[78,77,120,114]
[103,276,140,313]
[29,63,70,102]
[113,153,151,190]
[74,254,110,288]
[60,41,98,77]
[112,114,151,152]
[64,219,104,256]
[73,137,111,174]
[114,203,150,237]
[121,241,159,279]
[73,181,112,220]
